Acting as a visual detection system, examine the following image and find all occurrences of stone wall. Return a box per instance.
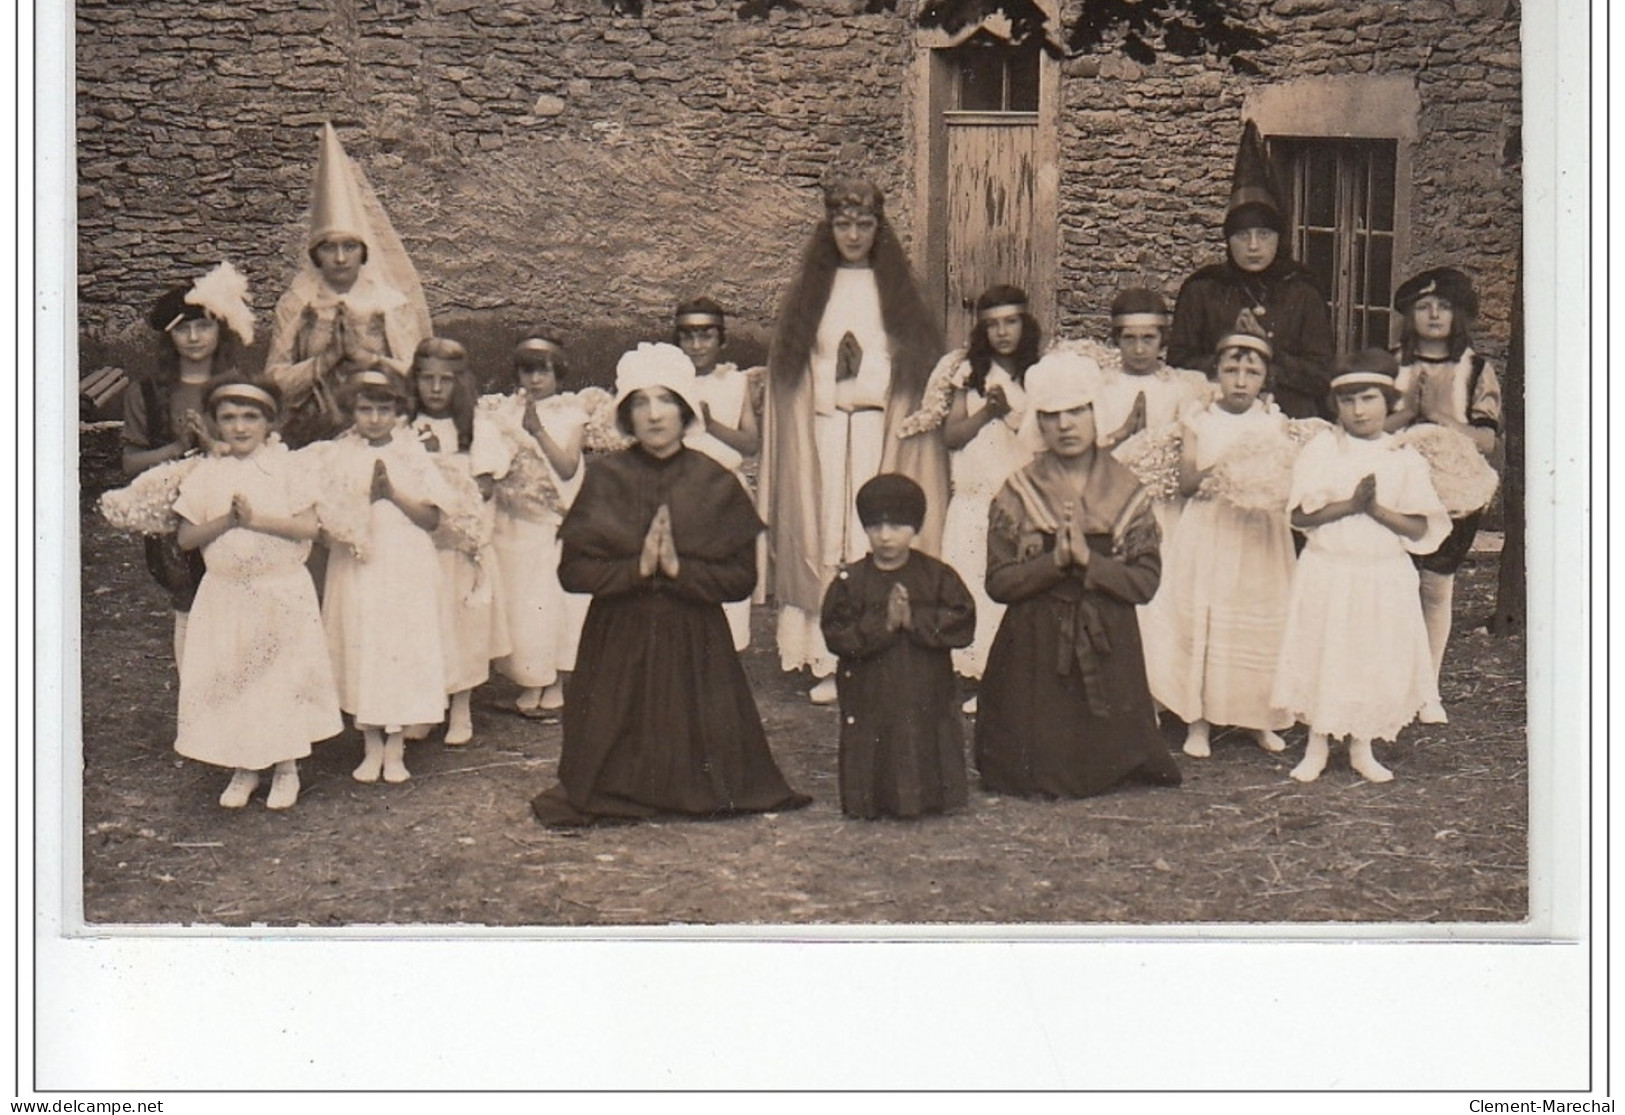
[1050,0,1522,360]
[75,0,1521,377]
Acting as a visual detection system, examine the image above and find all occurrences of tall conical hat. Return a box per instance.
[298,122,433,343]
[1224,120,1284,237]
[308,122,371,251]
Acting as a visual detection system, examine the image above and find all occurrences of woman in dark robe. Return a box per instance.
[1167,122,1334,420]
[530,343,811,827]
[974,351,1183,799]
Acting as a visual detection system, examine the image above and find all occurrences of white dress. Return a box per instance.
[1094,362,1212,437]
[1097,361,1212,569]
[684,362,755,651]
[1270,429,1450,741]
[938,360,1033,679]
[412,414,513,695]
[1141,401,1296,730]
[320,430,454,729]
[777,267,893,675]
[486,392,591,689]
[173,445,343,769]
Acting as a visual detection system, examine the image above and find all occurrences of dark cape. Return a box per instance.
[974,451,1182,799]
[531,445,809,825]
[1167,259,1335,419]
[820,552,975,819]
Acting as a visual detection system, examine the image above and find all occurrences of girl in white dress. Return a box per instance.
[485,332,590,715]
[409,338,512,745]
[1141,322,1296,758]
[173,377,342,810]
[1095,287,1212,455]
[1271,350,1450,783]
[934,285,1042,706]
[675,297,760,651]
[320,370,455,784]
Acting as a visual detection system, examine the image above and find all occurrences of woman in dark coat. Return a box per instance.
[530,344,810,827]
[974,351,1183,799]
[1167,122,1334,420]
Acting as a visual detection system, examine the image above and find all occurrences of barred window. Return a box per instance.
[1274,138,1400,351]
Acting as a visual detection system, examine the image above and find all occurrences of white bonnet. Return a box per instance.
[612,343,704,432]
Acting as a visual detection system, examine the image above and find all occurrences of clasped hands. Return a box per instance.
[834,331,863,383]
[884,582,913,632]
[1105,391,1147,447]
[638,503,681,579]
[1051,503,1092,571]
[369,458,395,503]
[318,311,386,377]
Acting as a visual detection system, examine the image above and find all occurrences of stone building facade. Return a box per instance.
[74,0,1521,378]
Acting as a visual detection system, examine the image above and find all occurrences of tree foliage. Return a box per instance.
[601,0,1272,72]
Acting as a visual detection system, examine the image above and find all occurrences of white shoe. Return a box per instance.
[353,733,384,783]
[961,695,978,715]
[266,763,300,810]
[382,734,411,783]
[1418,700,1449,725]
[444,717,473,746]
[539,682,566,711]
[809,677,839,705]
[1255,730,1287,754]
[219,769,260,808]
[404,723,432,741]
[1349,739,1394,784]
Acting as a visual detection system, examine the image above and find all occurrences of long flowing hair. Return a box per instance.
[148,326,241,389]
[409,337,477,452]
[768,216,943,400]
[964,310,1043,396]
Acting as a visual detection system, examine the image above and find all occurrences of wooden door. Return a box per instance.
[925,34,1058,344]
[943,112,1042,340]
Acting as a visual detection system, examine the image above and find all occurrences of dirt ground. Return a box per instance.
[74,430,1527,927]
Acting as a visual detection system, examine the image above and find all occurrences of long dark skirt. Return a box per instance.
[974,593,1181,799]
[837,643,968,820]
[532,589,809,825]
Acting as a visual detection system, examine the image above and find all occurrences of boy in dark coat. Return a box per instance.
[820,473,975,819]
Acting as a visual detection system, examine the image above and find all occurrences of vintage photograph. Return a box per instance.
[72,0,1530,929]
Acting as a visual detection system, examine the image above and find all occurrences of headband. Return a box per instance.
[349,369,395,390]
[977,300,1026,319]
[1216,333,1273,360]
[514,337,563,360]
[674,312,725,328]
[1329,371,1396,391]
[1111,312,1170,328]
[209,383,278,413]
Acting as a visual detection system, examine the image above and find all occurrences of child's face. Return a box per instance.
[415,359,460,417]
[831,213,879,265]
[980,307,1024,358]
[213,400,272,457]
[864,520,917,568]
[1115,324,1164,375]
[1335,386,1390,439]
[1215,347,1268,412]
[353,397,401,444]
[169,317,221,366]
[677,325,723,375]
[1037,404,1098,457]
[627,387,686,457]
[1411,294,1455,343]
[516,362,559,401]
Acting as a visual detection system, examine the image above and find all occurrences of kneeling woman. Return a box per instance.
[531,344,811,826]
[974,351,1183,798]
